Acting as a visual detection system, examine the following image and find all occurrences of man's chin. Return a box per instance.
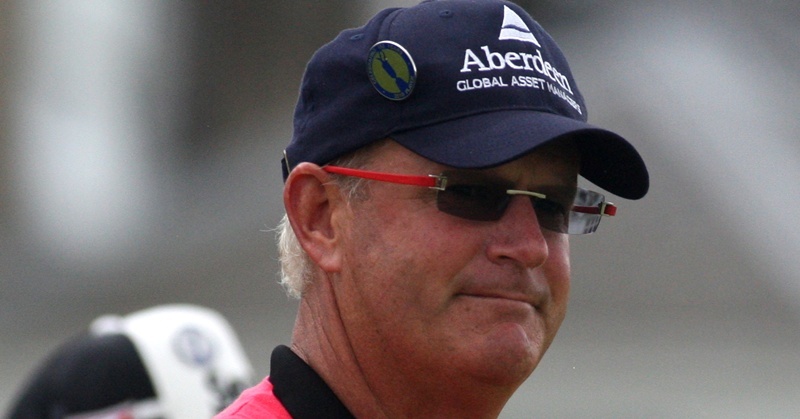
[465,322,543,386]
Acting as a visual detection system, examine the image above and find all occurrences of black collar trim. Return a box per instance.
[270,345,355,419]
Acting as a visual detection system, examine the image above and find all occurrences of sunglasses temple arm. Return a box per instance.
[323,166,440,188]
[572,202,617,217]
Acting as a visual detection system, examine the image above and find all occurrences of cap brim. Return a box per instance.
[390,110,649,200]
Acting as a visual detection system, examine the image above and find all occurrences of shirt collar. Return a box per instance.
[270,345,355,419]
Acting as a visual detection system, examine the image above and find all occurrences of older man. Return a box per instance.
[219,0,649,417]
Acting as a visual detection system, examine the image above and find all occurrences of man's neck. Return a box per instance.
[290,280,514,418]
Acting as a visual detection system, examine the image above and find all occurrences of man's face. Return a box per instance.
[332,140,577,391]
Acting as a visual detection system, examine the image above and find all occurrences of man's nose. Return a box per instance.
[485,194,550,269]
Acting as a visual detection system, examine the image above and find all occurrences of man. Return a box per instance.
[219,0,648,417]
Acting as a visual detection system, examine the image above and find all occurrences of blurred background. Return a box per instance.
[1,1,799,417]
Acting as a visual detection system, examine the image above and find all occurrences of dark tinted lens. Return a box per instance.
[531,197,569,233]
[436,174,512,221]
[436,172,579,234]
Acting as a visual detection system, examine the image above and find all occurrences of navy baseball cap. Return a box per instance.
[282,0,649,199]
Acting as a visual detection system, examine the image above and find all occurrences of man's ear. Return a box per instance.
[283,163,346,273]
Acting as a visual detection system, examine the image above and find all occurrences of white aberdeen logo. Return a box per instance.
[454,5,582,115]
[498,5,540,46]
[459,46,573,95]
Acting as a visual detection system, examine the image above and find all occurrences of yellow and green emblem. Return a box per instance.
[367,41,417,101]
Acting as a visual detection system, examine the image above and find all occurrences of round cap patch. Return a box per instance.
[367,41,416,101]
[173,327,215,367]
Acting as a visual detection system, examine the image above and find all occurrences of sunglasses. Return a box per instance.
[323,165,617,235]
